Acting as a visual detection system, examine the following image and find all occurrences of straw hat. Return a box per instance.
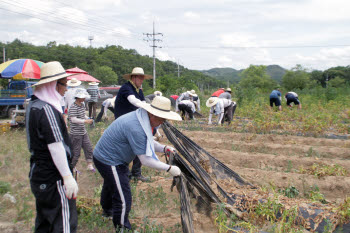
[123,67,152,80]
[74,88,89,99]
[206,97,219,107]
[139,96,182,121]
[33,61,76,86]
[89,81,99,85]
[187,89,198,97]
[226,88,232,92]
[67,78,81,87]
[154,91,162,96]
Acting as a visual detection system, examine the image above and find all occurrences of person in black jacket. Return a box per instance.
[26,61,78,232]
[114,67,152,182]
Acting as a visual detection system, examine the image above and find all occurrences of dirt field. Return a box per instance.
[182,129,350,203]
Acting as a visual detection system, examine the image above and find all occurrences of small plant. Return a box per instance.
[255,195,283,223]
[299,163,348,178]
[137,216,164,233]
[333,197,350,225]
[0,180,11,194]
[305,185,327,204]
[285,160,293,173]
[279,185,299,198]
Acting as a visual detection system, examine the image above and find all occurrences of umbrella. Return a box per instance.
[66,67,100,82]
[0,59,44,80]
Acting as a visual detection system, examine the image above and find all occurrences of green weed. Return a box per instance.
[0,180,11,194]
[279,185,299,198]
[305,185,327,204]
[299,163,348,178]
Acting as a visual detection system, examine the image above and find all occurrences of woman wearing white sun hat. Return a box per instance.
[26,61,78,232]
[176,89,200,112]
[93,96,182,231]
[206,96,236,125]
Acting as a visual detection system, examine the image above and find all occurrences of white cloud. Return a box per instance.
[156,51,176,62]
[219,33,257,47]
[184,11,200,20]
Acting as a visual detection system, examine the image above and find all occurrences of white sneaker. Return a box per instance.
[87,164,95,172]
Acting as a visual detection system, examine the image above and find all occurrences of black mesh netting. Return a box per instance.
[162,121,350,233]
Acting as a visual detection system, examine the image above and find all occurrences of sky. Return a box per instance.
[0,0,350,71]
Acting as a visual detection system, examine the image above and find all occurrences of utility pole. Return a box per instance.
[3,47,5,63]
[177,59,180,77]
[144,22,163,89]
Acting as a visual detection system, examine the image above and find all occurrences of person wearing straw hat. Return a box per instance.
[114,67,152,182]
[68,88,95,172]
[64,77,83,111]
[219,87,232,100]
[145,90,162,104]
[26,61,78,232]
[93,96,181,230]
[176,89,200,112]
[206,97,237,125]
[86,81,100,119]
[95,96,116,123]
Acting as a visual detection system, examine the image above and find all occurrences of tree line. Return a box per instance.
[0,39,225,96]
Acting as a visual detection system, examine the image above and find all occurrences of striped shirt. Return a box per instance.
[86,86,99,102]
[68,103,87,135]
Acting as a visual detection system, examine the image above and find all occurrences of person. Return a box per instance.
[86,81,100,119]
[206,97,236,125]
[285,91,302,109]
[64,77,83,111]
[270,89,282,111]
[145,90,162,103]
[219,88,232,100]
[178,99,196,120]
[175,90,198,112]
[95,96,116,123]
[25,61,78,232]
[93,96,182,231]
[169,95,179,109]
[68,88,95,172]
[114,67,152,182]
[211,88,225,97]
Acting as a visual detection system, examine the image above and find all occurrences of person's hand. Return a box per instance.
[164,146,176,157]
[63,175,79,199]
[168,165,181,176]
[85,119,93,124]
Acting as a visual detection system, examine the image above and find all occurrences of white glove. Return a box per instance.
[168,165,181,176]
[63,175,79,199]
[164,146,176,157]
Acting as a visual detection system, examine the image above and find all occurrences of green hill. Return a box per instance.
[200,65,286,84]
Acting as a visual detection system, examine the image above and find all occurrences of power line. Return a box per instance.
[165,44,350,49]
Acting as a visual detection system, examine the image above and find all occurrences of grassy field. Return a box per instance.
[0,89,349,232]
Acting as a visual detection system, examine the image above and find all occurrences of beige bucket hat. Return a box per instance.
[154,91,162,96]
[226,88,232,92]
[206,97,219,107]
[74,88,90,99]
[88,81,99,85]
[33,61,76,86]
[187,89,198,97]
[123,67,152,80]
[139,96,182,121]
[67,77,81,87]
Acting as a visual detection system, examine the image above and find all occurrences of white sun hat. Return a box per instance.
[139,96,182,121]
[88,81,99,85]
[123,67,153,80]
[74,88,90,99]
[67,77,81,87]
[226,88,232,92]
[187,89,198,97]
[33,61,76,86]
[206,97,219,107]
[154,91,162,96]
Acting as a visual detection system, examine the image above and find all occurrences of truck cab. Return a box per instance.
[0,80,36,118]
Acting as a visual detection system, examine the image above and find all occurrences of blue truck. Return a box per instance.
[0,80,36,119]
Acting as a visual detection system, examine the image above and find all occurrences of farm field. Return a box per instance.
[1,102,350,232]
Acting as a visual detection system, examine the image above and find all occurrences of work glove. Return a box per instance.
[164,146,176,157]
[167,165,181,176]
[63,174,79,199]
